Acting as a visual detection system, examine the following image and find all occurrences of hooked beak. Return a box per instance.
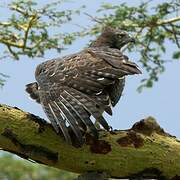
[126,37,136,44]
[118,36,136,50]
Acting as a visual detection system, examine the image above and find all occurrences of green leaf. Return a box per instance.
[173,51,180,59]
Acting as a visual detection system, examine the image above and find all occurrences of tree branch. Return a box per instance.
[23,14,38,50]
[0,39,24,48]
[0,22,12,26]
[0,104,180,179]
[10,5,28,16]
[157,16,180,26]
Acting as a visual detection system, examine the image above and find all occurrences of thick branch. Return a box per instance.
[0,104,180,179]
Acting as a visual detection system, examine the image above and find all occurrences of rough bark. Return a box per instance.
[0,104,180,180]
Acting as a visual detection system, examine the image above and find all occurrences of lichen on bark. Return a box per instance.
[0,104,180,179]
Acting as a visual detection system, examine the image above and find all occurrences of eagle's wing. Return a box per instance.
[86,47,141,75]
[86,47,141,107]
[38,85,90,145]
[34,48,141,145]
[35,57,108,145]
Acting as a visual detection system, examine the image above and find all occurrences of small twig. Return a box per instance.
[10,5,28,16]
[170,23,180,48]
[0,22,12,27]
[84,12,103,24]
[23,14,37,50]
[162,25,174,33]
[162,24,180,48]
[72,23,88,31]
[6,45,19,60]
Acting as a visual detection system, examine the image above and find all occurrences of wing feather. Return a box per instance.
[63,90,98,138]
[65,88,109,131]
[47,102,71,144]
[83,72,114,85]
[59,94,87,131]
[87,47,141,75]
[68,77,103,94]
[41,102,59,133]
[54,97,84,145]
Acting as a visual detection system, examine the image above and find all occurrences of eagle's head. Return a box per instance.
[91,27,135,49]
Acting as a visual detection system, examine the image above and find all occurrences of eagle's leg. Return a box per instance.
[77,171,109,180]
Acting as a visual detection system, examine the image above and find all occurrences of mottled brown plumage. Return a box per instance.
[26,27,141,145]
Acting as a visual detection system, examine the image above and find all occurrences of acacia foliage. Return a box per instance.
[0,0,83,59]
[0,0,83,85]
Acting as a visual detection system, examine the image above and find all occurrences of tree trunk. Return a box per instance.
[0,104,179,179]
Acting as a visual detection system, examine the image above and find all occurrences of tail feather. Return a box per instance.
[26,82,40,103]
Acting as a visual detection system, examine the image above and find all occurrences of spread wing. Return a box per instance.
[38,84,106,145]
[35,48,141,145]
